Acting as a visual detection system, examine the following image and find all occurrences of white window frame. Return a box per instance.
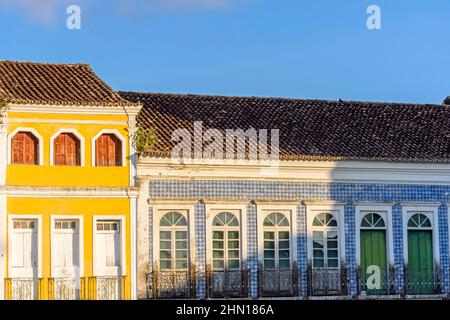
[305,202,346,266]
[92,215,126,276]
[50,215,84,278]
[7,127,44,165]
[152,201,196,271]
[91,129,127,167]
[50,128,85,167]
[8,215,43,278]
[205,202,248,271]
[402,204,440,266]
[256,203,298,269]
[355,204,394,266]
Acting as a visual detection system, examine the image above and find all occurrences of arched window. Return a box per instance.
[159,212,188,270]
[408,213,432,229]
[212,212,240,270]
[54,133,81,166]
[361,213,386,229]
[312,213,339,269]
[263,212,290,270]
[95,134,122,166]
[11,132,39,165]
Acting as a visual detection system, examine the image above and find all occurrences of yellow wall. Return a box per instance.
[5,111,134,300]
[7,112,130,187]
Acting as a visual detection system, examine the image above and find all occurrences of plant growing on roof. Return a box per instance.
[0,99,9,123]
[133,122,157,157]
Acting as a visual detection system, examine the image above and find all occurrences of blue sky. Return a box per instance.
[1,0,450,104]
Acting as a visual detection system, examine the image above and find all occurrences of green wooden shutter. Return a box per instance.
[360,230,387,295]
[407,230,434,294]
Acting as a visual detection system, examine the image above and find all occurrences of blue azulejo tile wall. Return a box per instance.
[148,180,450,298]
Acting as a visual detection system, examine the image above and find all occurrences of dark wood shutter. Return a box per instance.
[11,132,38,165]
[54,133,80,166]
[96,134,122,166]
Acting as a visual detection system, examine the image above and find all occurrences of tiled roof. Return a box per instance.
[0,60,139,107]
[121,91,450,163]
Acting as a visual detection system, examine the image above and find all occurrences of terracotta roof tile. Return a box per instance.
[121,91,450,163]
[0,60,139,107]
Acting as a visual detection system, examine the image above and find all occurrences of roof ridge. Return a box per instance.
[0,60,90,67]
[120,91,448,109]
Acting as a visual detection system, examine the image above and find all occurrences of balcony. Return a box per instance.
[308,267,348,296]
[206,269,249,298]
[147,270,197,299]
[404,267,441,296]
[5,276,128,300]
[259,268,298,297]
[357,267,396,296]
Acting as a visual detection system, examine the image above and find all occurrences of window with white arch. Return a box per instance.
[211,212,240,270]
[361,213,386,229]
[312,212,339,269]
[263,212,290,270]
[407,213,432,229]
[159,212,189,270]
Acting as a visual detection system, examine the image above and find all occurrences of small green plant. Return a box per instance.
[133,124,157,156]
[0,99,8,112]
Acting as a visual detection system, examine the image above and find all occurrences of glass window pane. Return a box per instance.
[213,260,224,269]
[313,249,324,258]
[279,240,289,249]
[327,231,338,240]
[160,251,171,259]
[175,251,188,259]
[264,231,274,240]
[160,260,171,269]
[264,259,275,269]
[264,241,275,249]
[313,258,324,268]
[327,249,338,258]
[228,250,240,259]
[313,231,323,241]
[328,259,338,268]
[175,231,187,239]
[213,250,224,259]
[213,240,224,249]
[327,240,338,249]
[160,241,171,250]
[228,231,239,239]
[279,250,290,259]
[160,231,171,240]
[175,241,187,249]
[213,231,224,239]
[313,240,323,249]
[264,250,275,259]
[175,260,188,269]
[279,259,290,269]
[278,231,289,240]
[228,240,239,249]
[228,260,240,270]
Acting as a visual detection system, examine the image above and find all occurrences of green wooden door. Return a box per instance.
[407,230,434,294]
[360,230,387,295]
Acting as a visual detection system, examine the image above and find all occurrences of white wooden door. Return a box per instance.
[52,220,80,300]
[10,219,38,300]
[11,220,37,277]
[95,220,121,300]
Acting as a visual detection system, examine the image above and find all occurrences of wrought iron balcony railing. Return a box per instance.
[308,267,348,296]
[4,278,42,300]
[147,270,197,299]
[404,266,441,296]
[259,268,298,297]
[206,269,249,298]
[357,266,396,296]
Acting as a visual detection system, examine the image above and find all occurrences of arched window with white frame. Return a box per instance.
[211,212,240,271]
[159,212,189,270]
[263,212,290,270]
[312,212,339,270]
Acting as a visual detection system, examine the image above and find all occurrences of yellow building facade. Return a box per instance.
[0,61,141,300]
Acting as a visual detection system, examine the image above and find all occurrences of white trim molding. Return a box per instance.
[355,204,394,267]
[204,203,248,271]
[8,214,43,278]
[256,203,299,268]
[50,215,84,278]
[8,103,142,116]
[91,129,127,167]
[402,205,440,267]
[7,127,44,165]
[305,203,346,264]
[49,128,85,167]
[151,203,197,271]
[92,215,127,276]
